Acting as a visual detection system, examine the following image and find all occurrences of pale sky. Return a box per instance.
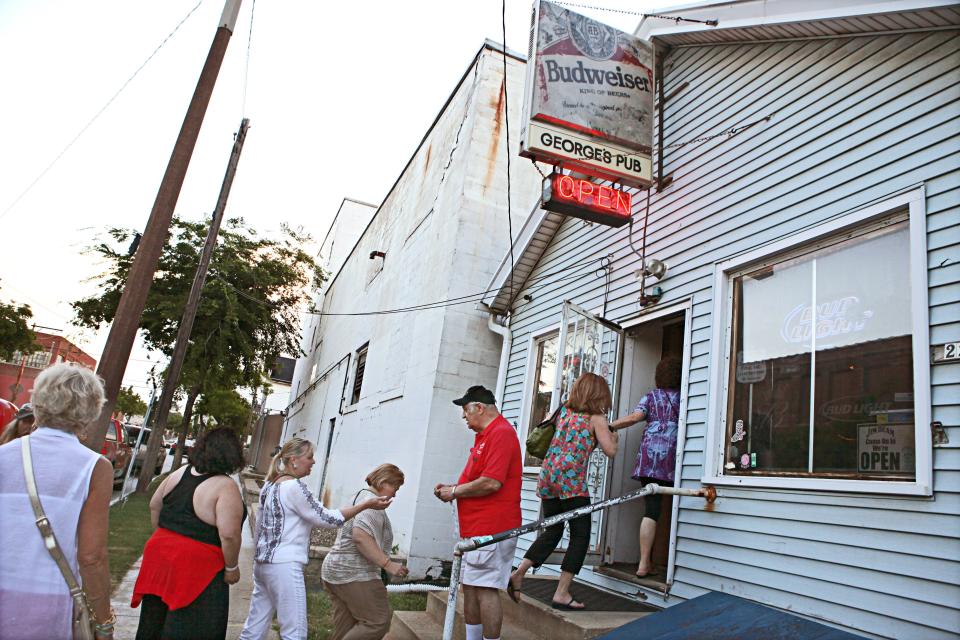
[0,0,654,401]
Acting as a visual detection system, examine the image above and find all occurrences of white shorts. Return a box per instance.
[461,538,518,590]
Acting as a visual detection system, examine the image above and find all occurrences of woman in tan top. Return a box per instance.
[321,464,408,640]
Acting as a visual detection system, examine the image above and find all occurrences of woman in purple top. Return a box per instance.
[611,357,682,578]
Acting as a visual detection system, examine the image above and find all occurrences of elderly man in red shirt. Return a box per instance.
[435,385,522,640]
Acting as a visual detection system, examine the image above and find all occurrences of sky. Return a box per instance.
[0,0,658,402]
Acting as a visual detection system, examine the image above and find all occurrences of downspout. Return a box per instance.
[487,313,511,406]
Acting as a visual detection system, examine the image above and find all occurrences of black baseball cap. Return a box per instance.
[452,385,496,406]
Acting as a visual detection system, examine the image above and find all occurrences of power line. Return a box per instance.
[552,2,718,26]
[241,0,256,117]
[211,253,604,317]
[0,0,208,220]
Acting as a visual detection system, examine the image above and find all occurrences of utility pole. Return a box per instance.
[136,118,250,493]
[89,0,243,454]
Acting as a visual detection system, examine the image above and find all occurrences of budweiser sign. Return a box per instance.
[520,0,654,188]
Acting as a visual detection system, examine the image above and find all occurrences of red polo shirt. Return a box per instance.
[456,415,522,538]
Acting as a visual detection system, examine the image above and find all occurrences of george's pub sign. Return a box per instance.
[520,0,654,193]
[542,174,632,227]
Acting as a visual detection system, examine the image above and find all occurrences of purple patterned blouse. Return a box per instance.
[630,388,680,483]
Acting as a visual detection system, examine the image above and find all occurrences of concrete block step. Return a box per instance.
[386,611,442,640]
[242,477,262,498]
[423,588,647,640]
[498,589,647,640]
[419,592,539,640]
[388,608,540,640]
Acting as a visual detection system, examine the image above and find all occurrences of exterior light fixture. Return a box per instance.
[633,259,668,281]
[643,258,667,280]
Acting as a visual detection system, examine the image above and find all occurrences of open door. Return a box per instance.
[544,301,623,567]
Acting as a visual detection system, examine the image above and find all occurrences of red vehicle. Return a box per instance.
[101,419,133,487]
[0,399,16,429]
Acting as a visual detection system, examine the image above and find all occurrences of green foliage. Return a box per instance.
[0,292,39,361]
[166,411,184,430]
[108,475,164,590]
[197,386,252,432]
[116,385,148,417]
[72,217,325,424]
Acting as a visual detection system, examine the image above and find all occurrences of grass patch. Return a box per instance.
[108,479,163,591]
[306,590,427,640]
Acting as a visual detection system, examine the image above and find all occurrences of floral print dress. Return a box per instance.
[537,407,597,499]
[631,388,681,483]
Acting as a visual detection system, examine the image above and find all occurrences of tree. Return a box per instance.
[196,386,252,433]
[115,386,147,418]
[72,216,324,465]
[0,291,39,361]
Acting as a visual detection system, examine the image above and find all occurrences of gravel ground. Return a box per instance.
[311,527,339,547]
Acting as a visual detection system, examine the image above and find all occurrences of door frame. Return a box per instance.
[617,298,693,588]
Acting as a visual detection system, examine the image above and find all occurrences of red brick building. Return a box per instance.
[0,331,96,403]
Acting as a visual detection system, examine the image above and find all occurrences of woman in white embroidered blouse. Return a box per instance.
[239,438,390,640]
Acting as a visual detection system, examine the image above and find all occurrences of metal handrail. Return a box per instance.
[441,483,717,640]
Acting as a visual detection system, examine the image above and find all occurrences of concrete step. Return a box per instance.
[242,476,262,499]
[422,586,648,640]
[388,607,540,640]
[386,611,442,640]
[418,591,649,640]
[498,588,647,640]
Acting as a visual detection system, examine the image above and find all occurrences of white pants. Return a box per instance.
[239,561,308,640]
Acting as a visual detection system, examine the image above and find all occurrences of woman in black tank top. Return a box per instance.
[158,466,232,547]
[133,429,246,640]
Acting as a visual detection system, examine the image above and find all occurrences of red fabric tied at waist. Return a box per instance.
[132,527,224,610]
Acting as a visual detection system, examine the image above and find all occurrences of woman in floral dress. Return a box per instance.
[509,373,619,610]
[611,357,682,578]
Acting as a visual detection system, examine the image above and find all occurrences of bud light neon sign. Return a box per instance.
[542,174,632,227]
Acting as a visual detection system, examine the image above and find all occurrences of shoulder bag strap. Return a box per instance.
[20,435,88,602]
[352,489,366,506]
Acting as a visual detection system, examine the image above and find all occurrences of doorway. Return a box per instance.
[599,308,686,588]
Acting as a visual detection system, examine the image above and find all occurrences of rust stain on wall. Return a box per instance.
[424,143,432,176]
[483,78,506,193]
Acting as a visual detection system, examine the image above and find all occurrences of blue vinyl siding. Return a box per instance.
[501,29,960,639]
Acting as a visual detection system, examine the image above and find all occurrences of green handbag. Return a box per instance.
[525,406,562,460]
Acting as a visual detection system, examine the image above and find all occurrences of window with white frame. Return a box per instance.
[524,332,559,467]
[711,200,933,495]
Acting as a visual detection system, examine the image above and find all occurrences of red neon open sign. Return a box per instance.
[542,174,632,227]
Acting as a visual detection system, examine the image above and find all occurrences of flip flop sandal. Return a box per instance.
[507,580,521,603]
[551,597,586,611]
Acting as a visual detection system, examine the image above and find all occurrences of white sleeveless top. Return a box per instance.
[0,427,101,640]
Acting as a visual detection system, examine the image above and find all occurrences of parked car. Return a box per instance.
[101,419,132,487]
[0,399,17,430]
[125,425,165,475]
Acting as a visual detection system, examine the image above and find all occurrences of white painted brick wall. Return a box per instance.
[283,44,541,578]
